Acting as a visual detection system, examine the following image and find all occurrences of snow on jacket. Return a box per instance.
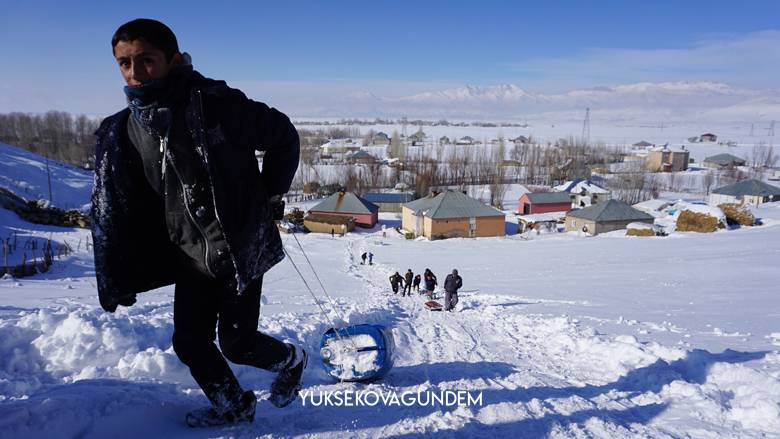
[91,70,299,312]
[444,274,462,293]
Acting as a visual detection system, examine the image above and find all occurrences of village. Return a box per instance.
[278,126,780,241]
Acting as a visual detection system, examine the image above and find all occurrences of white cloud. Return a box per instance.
[504,30,780,91]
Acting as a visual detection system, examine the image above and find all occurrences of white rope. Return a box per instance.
[281,236,359,355]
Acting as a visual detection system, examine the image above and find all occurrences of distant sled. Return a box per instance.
[424,300,443,311]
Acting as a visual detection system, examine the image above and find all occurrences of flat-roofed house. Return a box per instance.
[362,192,415,213]
[517,192,572,215]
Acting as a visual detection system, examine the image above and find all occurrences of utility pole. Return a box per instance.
[581,107,590,145]
[750,123,754,137]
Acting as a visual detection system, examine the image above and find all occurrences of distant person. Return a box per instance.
[331,228,335,238]
[368,252,374,265]
[443,269,463,311]
[423,268,438,299]
[403,269,414,296]
[412,274,421,292]
[91,19,304,427]
[360,252,367,265]
[389,272,403,294]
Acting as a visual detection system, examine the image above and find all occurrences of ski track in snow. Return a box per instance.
[1,218,780,437]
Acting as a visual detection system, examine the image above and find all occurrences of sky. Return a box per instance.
[1,0,779,117]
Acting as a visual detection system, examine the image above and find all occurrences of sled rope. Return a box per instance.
[291,232,347,324]
[282,236,359,353]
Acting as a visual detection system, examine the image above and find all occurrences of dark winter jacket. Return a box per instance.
[91,70,299,312]
[404,271,413,285]
[444,274,462,293]
[389,273,403,288]
[424,271,437,291]
[412,274,421,287]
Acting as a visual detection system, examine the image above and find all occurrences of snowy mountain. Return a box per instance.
[399,84,539,103]
[303,81,780,122]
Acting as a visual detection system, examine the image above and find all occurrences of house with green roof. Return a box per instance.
[564,199,654,235]
[307,191,379,229]
[707,179,780,207]
[401,190,505,239]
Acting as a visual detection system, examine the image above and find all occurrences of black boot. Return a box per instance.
[269,343,307,408]
[186,390,257,428]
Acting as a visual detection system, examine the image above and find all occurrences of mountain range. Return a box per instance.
[304,81,780,122]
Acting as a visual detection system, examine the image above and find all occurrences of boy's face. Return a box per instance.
[113,38,180,86]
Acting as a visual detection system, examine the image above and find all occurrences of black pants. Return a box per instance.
[171,270,290,409]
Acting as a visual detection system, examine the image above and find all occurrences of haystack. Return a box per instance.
[718,203,755,226]
[626,222,655,237]
[676,210,720,232]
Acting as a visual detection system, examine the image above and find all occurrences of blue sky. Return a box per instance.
[1,0,779,115]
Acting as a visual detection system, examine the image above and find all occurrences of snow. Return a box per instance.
[322,334,380,381]
[626,222,654,230]
[555,180,610,194]
[0,142,92,211]
[517,212,567,223]
[1,138,780,437]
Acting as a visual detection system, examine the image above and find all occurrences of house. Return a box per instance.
[455,136,474,145]
[517,192,572,215]
[707,179,780,207]
[402,190,505,239]
[700,133,718,142]
[703,153,746,170]
[362,192,415,213]
[565,199,654,235]
[511,136,529,145]
[632,140,653,149]
[307,191,379,228]
[645,147,690,172]
[345,150,377,164]
[554,178,611,208]
[320,138,362,159]
[303,214,355,236]
[409,129,426,146]
[372,132,390,145]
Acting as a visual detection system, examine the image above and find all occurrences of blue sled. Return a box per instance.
[320,324,395,382]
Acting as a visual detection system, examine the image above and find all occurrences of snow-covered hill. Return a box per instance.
[1,200,780,436]
[1,138,780,437]
[0,142,92,211]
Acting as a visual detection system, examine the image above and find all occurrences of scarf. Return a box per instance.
[124,53,193,138]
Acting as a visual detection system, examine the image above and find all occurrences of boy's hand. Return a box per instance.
[269,195,285,220]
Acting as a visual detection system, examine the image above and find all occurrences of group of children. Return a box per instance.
[360,250,462,311]
[388,268,439,298]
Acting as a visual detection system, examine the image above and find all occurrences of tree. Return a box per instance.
[389,130,402,159]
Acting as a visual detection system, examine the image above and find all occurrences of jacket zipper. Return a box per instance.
[193,89,215,277]
[164,93,216,278]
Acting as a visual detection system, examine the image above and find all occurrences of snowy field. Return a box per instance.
[1,142,780,438]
